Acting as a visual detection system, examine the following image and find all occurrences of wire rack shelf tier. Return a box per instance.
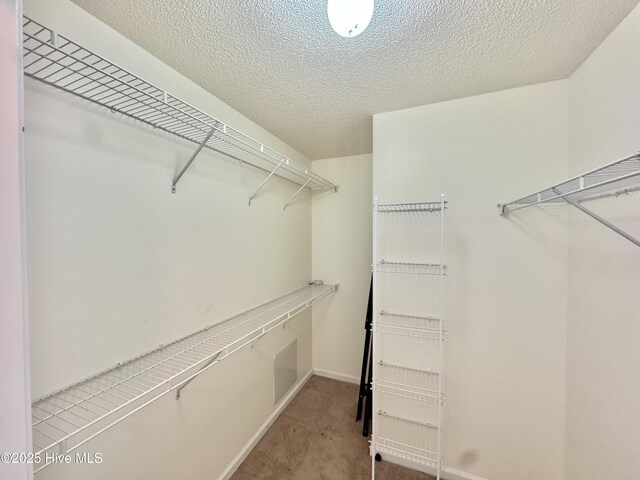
[377,361,443,404]
[377,261,447,276]
[375,411,440,467]
[378,311,444,340]
[30,283,336,472]
[499,151,640,214]
[22,16,337,195]
[377,202,448,213]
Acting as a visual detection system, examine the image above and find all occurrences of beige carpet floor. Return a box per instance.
[231,375,433,480]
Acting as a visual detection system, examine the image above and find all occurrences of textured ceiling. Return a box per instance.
[71,0,639,160]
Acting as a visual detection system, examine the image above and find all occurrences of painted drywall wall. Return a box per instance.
[24,0,321,478]
[566,3,640,480]
[0,1,32,479]
[373,81,569,480]
[312,154,373,382]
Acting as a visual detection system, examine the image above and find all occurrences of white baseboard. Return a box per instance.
[313,368,360,385]
[218,370,313,480]
[441,466,488,480]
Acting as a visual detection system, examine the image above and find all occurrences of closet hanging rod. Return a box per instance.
[22,16,338,199]
[30,283,337,473]
[498,151,640,246]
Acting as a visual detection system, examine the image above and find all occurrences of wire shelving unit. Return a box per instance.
[499,151,640,246]
[377,312,444,340]
[371,196,447,480]
[30,283,336,473]
[377,362,442,404]
[377,261,447,276]
[377,202,447,213]
[375,411,440,468]
[21,16,337,203]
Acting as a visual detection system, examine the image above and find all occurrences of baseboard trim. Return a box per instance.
[218,370,313,480]
[441,466,488,480]
[313,368,360,385]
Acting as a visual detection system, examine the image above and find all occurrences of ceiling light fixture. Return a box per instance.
[327,0,374,38]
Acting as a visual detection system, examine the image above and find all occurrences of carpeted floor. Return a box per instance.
[231,375,433,480]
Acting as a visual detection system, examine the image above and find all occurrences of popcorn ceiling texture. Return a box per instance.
[70,0,638,160]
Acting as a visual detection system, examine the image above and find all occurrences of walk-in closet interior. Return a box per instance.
[2,1,640,480]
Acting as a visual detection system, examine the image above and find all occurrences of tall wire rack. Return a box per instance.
[21,16,337,196]
[371,197,447,480]
[30,283,336,473]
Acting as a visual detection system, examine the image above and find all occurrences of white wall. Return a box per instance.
[24,0,322,478]
[373,81,569,480]
[312,154,372,382]
[566,4,640,480]
[0,1,32,479]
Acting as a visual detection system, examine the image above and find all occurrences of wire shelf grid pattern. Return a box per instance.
[375,411,439,467]
[377,202,448,213]
[377,261,447,276]
[377,361,443,404]
[378,311,443,340]
[22,16,336,192]
[499,152,640,213]
[372,196,446,479]
[30,283,336,472]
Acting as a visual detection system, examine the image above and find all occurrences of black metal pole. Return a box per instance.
[356,275,373,421]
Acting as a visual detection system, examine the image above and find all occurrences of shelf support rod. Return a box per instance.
[175,351,222,399]
[171,128,215,193]
[248,159,285,205]
[283,177,312,210]
[552,188,640,247]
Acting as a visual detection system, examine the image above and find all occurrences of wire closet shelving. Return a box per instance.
[21,16,337,205]
[499,151,640,247]
[371,197,447,480]
[30,283,336,472]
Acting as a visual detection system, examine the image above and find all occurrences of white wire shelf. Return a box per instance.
[378,311,444,340]
[377,201,447,213]
[377,261,447,276]
[30,283,336,472]
[377,361,443,404]
[372,196,446,479]
[21,16,337,196]
[375,411,440,467]
[499,151,640,214]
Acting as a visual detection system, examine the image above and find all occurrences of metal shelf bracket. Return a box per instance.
[284,178,312,210]
[249,159,285,206]
[171,128,215,193]
[551,187,640,247]
[175,351,222,399]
